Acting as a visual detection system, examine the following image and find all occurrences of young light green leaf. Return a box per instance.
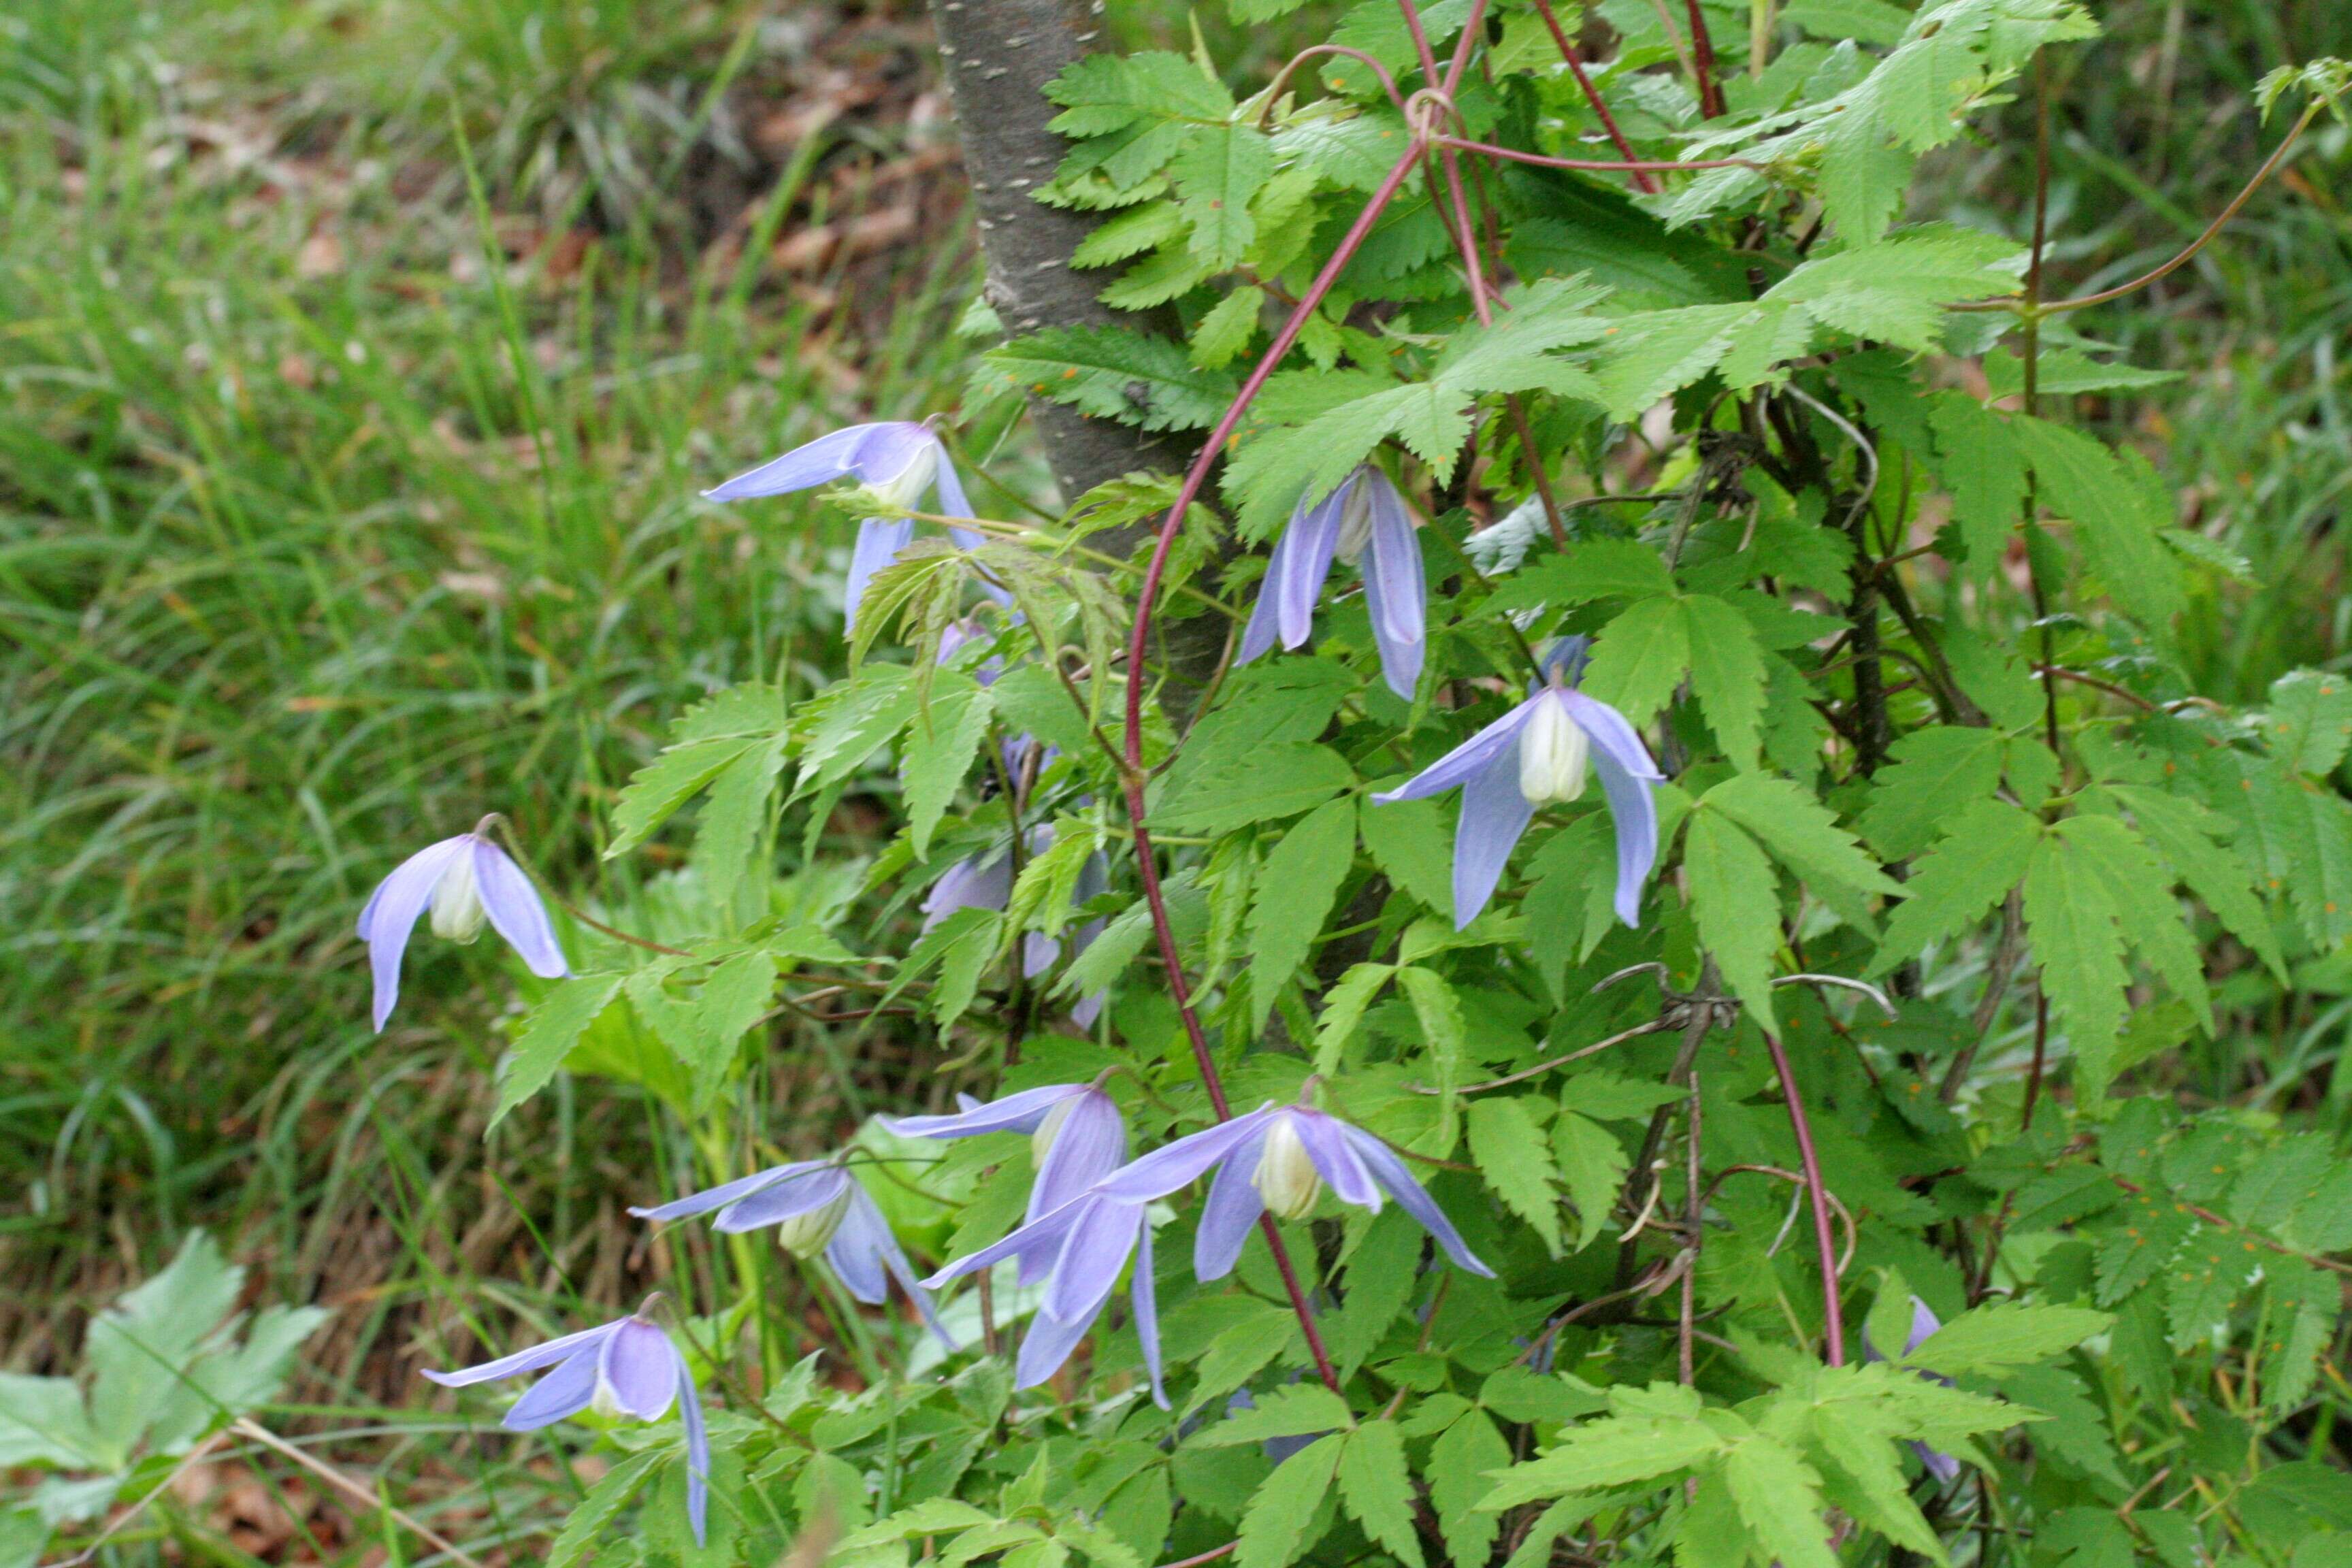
[900,677,993,861]
[1195,1384,1354,1446]
[1314,962,1396,1073]
[1925,393,2027,576]
[2262,668,2352,777]
[1482,1414,1728,1508]
[696,734,787,913]
[1723,1435,1836,1568]
[2011,416,2185,625]
[1906,1301,2112,1377]
[1192,284,1266,370]
[608,736,760,860]
[2023,822,2130,1100]
[1172,122,1274,270]
[1428,1409,1511,1568]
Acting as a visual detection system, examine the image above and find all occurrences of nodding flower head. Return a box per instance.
[1239,466,1427,700]
[700,421,1000,632]
[631,1157,955,1348]
[1371,636,1663,930]
[358,828,569,1032]
[883,1081,1128,1228]
[423,1312,709,1545]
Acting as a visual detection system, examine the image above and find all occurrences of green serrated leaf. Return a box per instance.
[1907,1301,2111,1376]
[1584,595,1692,723]
[1482,1412,1727,1508]
[2263,668,2352,776]
[493,974,626,1125]
[1552,1109,1631,1251]
[1859,726,2005,859]
[981,326,1240,433]
[1337,1422,1424,1568]
[1873,798,2038,973]
[900,677,993,861]
[1247,796,1358,1028]
[1684,594,1767,770]
[1724,1435,1835,1568]
[1172,122,1274,270]
[1192,285,1266,370]
[1234,1433,1344,1568]
[1705,771,1899,898]
[1682,806,1782,1027]
[1469,1096,1563,1255]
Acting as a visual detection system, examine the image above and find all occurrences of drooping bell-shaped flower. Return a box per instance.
[1371,637,1663,930]
[358,829,570,1031]
[1239,466,1427,700]
[1867,1296,1963,1482]
[1095,1096,1493,1283]
[423,1313,710,1544]
[883,1082,1128,1229]
[631,1158,955,1348]
[922,1186,1162,1405]
[702,421,990,631]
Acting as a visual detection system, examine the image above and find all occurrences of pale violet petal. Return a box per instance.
[358,836,469,1032]
[421,1320,616,1388]
[1096,1108,1277,1202]
[714,1164,850,1232]
[1030,1089,1127,1222]
[1583,732,1660,928]
[1014,1301,1099,1390]
[921,1196,1088,1288]
[1340,1124,1494,1277]
[498,1349,602,1431]
[676,1347,710,1547]
[882,1084,1082,1141]
[1358,475,1426,700]
[597,1320,680,1421]
[1192,1130,1267,1281]
[1292,1109,1380,1209]
[629,1160,824,1222]
[1276,481,1350,651]
[1453,738,1538,928]
[840,1186,956,1349]
[1369,700,1539,804]
[702,425,875,501]
[1043,1199,1143,1326]
[1133,1218,1167,1409]
[470,839,569,979]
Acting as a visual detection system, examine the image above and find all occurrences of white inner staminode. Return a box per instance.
[1518,692,1590,805]
[774,1183,853,1259]
[1032,1094,1078,1166]
[1332,480,1375,565]
[429,845,487,942]
[1253,1115,1324,1221]
[860,435,939,514]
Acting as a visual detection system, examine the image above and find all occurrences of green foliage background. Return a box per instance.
[5,0,2352,1565]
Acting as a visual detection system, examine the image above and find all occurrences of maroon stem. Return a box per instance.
[1434,134,1762,174]
[1117,140,1426,1398]
[1526,0,1659,194]
[1682,0,1725,117]
[1763,1031,1846,1366]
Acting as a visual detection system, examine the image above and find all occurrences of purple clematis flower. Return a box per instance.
[883,1082,1128,1228]
[1109,1098,1494,1283]
[1371,637,1663,930]
[632,1158,956,1349]
[423,1312,709,1544]
[926,1095,1488,1403]
[358,828,569,1032]
[1239,466,1427,700]
[702,421,990,631]
[923,1184,1164,1405]
[1867,1296,1963,1482]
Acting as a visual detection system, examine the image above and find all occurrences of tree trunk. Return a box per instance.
[928,0,1183,502]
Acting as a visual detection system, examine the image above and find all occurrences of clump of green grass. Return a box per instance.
[0,0,974,1367]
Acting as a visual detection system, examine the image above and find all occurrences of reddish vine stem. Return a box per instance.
[1763,1030,1846,1366]
[1526,0,1658,193]
[1682,0,1726,117]
[1118,140,1426,1396]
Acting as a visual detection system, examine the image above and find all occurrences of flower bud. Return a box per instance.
[859,436,940,514]
[1253,1115,1323,1221]
[429,845,486,942]
[772,1183,853,1258]
[1517,693,1590,805]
